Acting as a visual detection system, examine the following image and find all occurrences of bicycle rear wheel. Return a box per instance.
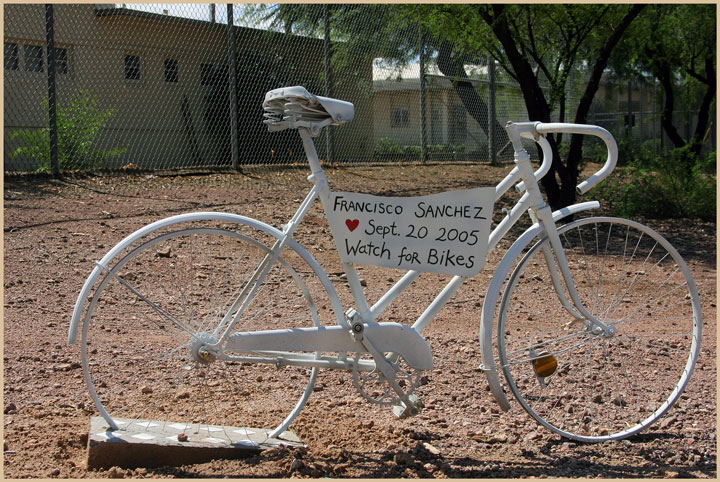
[498,217,701,442]
[80,219,332,442]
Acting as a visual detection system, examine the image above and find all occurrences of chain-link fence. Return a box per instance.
[587,78,716,157]
[4,4,712,173]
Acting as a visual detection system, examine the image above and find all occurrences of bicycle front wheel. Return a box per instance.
[498,217,701,442]
[80,220,332,441]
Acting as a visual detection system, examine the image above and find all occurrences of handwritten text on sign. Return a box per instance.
[326,188,495,277]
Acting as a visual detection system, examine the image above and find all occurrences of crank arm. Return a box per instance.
[359,332,422,414]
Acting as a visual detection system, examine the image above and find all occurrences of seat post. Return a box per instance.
[299,127,326,178]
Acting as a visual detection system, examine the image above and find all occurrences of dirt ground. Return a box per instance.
[3,164,717,478]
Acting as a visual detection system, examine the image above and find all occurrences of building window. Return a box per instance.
[164,58,178,83]
[55,47,68,75]
[124,54,140,80]
[200,63,213,86]
[24,44,44,72]
[391,108,409,128]
[4,42,19,71]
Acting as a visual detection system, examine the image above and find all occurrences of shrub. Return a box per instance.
[373,138,425,162]
[374,137,404,161]
[404,145,421,161]
[374,139,474,162]
[590,147,716,221]
[427,144,465,161]
[10,91,125,173]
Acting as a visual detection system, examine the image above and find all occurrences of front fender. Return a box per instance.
[479,201,599,411]
[68,211,345,344]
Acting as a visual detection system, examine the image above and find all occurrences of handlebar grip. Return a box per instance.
[534,123,618,195]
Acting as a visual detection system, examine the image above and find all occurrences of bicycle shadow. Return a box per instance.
[140,430,716,478]
[490,433,717,479]
[412,431,715,478]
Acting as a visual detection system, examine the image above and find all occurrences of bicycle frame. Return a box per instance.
[212,121,619,370]
[66,113,620,404]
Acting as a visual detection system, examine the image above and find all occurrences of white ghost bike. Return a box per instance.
[69,86,701,444]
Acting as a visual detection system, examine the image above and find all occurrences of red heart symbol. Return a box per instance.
[345,219,359,232]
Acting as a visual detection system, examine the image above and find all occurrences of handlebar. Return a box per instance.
[505,121,618,195]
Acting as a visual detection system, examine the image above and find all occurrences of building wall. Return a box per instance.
[373,84,509,154]
[373,89,419,146]
[4,4,373,169]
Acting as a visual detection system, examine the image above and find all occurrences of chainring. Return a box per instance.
[351,352,422,406]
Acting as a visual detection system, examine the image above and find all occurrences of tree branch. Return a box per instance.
[568,4,646,158]
[574,6,638,118]
[686,66,710,85]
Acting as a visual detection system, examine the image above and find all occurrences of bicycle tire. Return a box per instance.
[497,217,701,442]
[79,217,338,441]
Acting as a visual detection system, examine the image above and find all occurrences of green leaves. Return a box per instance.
[10,90,125,173]
[591,146,716,220]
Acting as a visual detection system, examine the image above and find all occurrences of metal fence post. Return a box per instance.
[488,54,497,166]
[639,80,644,142]
[626,79,632,137]
[45,4,59,177]
[324,4,333,163]
[653,79,658,154]
[419,27,426,164]
[227,4,239,171]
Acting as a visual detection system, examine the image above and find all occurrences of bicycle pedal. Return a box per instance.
[392,394,423,418]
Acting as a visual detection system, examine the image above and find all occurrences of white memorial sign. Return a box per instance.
[326,188,495,277]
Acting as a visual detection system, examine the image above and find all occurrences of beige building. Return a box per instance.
[371,62,664,161]
[4,4,374,170]
[372,63,528,162]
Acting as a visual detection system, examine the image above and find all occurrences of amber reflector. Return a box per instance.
[532,352,558,378]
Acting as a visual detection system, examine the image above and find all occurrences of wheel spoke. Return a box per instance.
[95,260,196,336]
[81,224,331,439]
[498,218,701,442]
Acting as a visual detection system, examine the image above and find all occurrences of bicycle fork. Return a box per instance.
[531,205,615,337]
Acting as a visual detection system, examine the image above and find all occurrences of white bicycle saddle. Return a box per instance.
[263,86,354,130]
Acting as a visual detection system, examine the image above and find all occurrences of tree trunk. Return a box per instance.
[657,61,688,150]
[483,5,573,210]
[689,56,716,157]
[566,5,645,177]
[435,41,508,152]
